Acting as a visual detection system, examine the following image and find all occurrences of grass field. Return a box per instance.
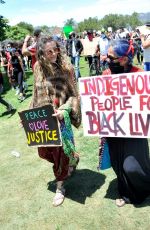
[0,58,150,230]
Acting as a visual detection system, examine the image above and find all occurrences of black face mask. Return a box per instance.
[108,61,124,74]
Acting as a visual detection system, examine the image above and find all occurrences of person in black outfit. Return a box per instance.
[0,70,14,112]
[9,49,25,101]
[100,39,150,207]
[66,32,83,81]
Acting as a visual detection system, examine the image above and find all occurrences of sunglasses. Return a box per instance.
[107,54,124,62]
[45,47,60,55]
[107,54,119,61]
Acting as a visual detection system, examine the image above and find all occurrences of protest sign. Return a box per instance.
[80,37,99,56]
[79,71,150,138]
[63,25,73,38]
[18,105,62,146]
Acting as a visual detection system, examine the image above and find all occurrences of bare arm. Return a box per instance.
[22,35,32,56]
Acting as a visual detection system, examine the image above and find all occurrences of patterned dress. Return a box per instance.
[30,62,81,181]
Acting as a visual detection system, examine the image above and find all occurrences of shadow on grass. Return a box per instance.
[24,93,32,99]
[47,168,106,204]
[105,178,150,208]
[18,93,32,103]
[0,109,17,118]
[104,178,118,200]
[25,89,33,93]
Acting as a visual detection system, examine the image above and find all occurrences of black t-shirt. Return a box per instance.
[11,55,22,72]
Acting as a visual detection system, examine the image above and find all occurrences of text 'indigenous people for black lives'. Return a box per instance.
[79,72,150,137]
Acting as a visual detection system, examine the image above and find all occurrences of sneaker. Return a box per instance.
[7,104,14,112]
[15,89,20,95]
[18,96,26,101]
[18,94,26,101]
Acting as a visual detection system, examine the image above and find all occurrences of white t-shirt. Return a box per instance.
[99,37,109,55]
[143,35,150,62]
[72,40,76,57]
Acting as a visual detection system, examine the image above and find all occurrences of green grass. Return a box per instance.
[0,59,150,230]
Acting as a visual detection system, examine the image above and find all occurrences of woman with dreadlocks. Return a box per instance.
[30,35,81,207]
[99,39,150,207]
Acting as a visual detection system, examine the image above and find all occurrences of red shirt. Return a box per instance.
[28,43,37,70]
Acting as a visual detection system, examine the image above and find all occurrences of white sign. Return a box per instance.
[79,72,150,137]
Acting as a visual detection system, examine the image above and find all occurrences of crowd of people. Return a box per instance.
[0,42,29,112]
[0,23,150,207]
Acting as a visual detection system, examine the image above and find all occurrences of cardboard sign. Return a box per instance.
[18,105,62,146]
[79,71,150,138]
[81,37,99,56]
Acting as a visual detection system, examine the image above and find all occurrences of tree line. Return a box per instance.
[66,12,142,32]
[0,11,143,42]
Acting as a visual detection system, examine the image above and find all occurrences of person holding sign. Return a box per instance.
[100,39,150,207]
[30,35,81,207]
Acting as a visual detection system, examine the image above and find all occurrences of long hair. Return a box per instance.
[35,35,71,79]
[110,39,137,64]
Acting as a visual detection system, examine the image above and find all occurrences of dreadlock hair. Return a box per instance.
[35,35,71,80]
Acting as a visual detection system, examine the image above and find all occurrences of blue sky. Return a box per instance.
[0,0,149,27]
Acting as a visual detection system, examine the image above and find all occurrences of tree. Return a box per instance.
[0,0,5,3]
[40,25,50,34]
[5,25,29,40]
[76,12,143,33]
[16,22,34,34]
[0,15,9,41]
[64,18,76,27]
[128,12,142,29]
[100,14,127,31]
[77,17,100,32]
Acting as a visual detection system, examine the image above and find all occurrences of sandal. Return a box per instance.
[52,188,65,207]
[115,198,126,207]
